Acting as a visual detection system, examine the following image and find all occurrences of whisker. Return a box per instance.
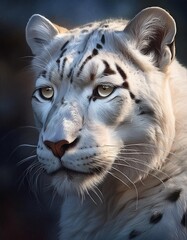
[17,160,39,190]
[117,157,170,179]
[9,144,37,161]
[17,154,37,166]
[91,187,103,204]
[113,162,166,188]
[108,171,131,189]
[85,189,98,205]
[111,166,139,210]
[49,188,58,209]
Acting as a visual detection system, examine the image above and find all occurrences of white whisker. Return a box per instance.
[112,166,139,210]
[113,162,166,188]
[17,154,37,166]
[108,171,131,189]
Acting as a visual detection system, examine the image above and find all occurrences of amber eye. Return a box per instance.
[39,87,54,100]
[97,84,114,98]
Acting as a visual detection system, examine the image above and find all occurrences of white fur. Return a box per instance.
[26,7,187,240]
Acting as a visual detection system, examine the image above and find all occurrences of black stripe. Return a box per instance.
[60,48,67,58]
[70,76,73,83]
[56,59,60,72]
[102,60,116,76]
[77,49,98,77]
[60,57,67,80]
[67,68,73,79]
[116,64,127,80]
[61,40,69,51]
[122,81,136,100]
[77,55,92,77]
[101,34,105,44]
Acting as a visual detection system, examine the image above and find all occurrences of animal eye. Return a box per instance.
[96,84,114,98]
[39,87,54,100]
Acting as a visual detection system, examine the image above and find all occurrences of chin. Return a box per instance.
[50,168,107,196]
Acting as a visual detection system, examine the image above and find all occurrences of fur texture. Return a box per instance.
[26,7,187,239]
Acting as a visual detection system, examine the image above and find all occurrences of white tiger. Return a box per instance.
[26,7,187,240]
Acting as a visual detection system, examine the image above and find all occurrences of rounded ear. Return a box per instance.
[26,14,68,55]
[124,7,176,69]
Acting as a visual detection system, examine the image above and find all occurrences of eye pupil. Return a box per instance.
[97,84,114,98]
[40,87,54,100]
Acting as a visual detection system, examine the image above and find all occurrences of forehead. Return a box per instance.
[33,20,148,88]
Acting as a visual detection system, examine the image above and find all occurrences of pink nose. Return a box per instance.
[44,139,69,158]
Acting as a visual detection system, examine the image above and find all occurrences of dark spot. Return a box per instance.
[166,189,182,202]
[116,64,127,80]
[61,40,70,51]
[101,34,105,44]
[129,230,141,239]
[90,73,95,81]
[122,81,129,89]
[135,99,141,104]
[181,211,187,227]
[92,48,98,56]
[129,92,135,100]
[150,211,163,224]
[103,24,109,28]
[96,43,103,49]
[102,60,116,76]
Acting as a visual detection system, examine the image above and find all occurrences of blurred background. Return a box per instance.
[0,0,186,239]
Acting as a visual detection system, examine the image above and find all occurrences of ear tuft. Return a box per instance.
[26,14,59,55]
[124,7,176,69]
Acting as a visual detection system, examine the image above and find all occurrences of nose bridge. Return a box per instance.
[43,101,82,143]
